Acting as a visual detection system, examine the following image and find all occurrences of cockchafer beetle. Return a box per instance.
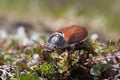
[46,25,88,51]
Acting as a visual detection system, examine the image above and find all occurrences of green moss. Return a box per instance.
[40,62,56,79]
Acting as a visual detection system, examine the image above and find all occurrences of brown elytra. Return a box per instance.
[50,25,88,44]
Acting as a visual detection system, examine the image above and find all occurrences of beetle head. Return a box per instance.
[46,32,66,51]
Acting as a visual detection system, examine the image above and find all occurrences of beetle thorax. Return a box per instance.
[46,32,66,50]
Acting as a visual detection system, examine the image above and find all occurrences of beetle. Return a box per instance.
[46,25,88,51]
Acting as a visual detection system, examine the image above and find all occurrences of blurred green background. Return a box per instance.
[0,0,119,41]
